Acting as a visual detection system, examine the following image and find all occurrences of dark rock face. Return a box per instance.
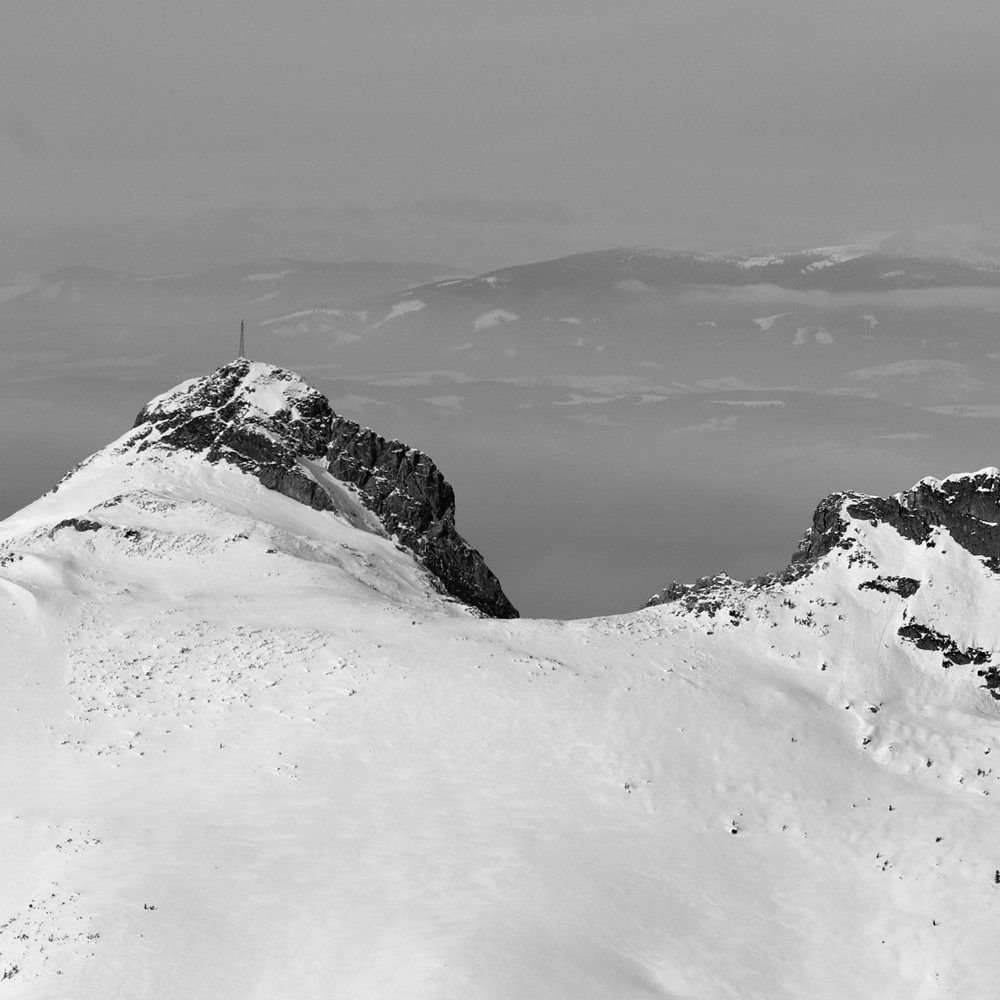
[131,359,518,618]
[846,471,1000,570]
[642,468,1000,697]
[978,666,1000,697]
[327,422,454,535]
[897,621,990,669]
[789,492,858,564]
[132,360,336,513]
[790,469,1000,572]
[646,470,1000,616]
[857,576,921,597]
[53,517,103,534]
[325,418,516,618]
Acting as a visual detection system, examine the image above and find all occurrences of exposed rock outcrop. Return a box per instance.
[645,469,1000,609]
[791,468,1000,571]
[896,620,990,668]
[857,575,921,597]
[130,358,518,618]
[324,417,517,617]
[642,470,1000,698]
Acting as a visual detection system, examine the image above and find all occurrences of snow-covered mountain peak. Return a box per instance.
[134,357,334,463]
[909,466,1000,495]
[789,468,1000,574]
[142,358,326,427]
[4,358,518,618]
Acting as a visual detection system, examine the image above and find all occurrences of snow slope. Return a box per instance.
[2,365,1000,998]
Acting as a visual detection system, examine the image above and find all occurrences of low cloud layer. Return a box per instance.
[683,284,1000,312]
[873,224,1000,263]
[847,359,981,398]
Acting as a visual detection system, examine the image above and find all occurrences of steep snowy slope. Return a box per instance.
[2,362,1000,998]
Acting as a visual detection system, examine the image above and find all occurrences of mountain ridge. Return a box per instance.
[310,246,1000,316]
[644,466,1000,706]
[7,244,1000,619]
[3,361,1000,994]
[649,466,1000,597]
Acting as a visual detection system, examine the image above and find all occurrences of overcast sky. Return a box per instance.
[3,0,1000,274]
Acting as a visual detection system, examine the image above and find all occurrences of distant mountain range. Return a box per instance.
[256,246,1000,403]
[4,246,1000,616]
[335,245,1000,299]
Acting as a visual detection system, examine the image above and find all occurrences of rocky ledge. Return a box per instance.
[130,358,518,618]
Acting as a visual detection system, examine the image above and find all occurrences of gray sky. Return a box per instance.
[3,0,1000,274]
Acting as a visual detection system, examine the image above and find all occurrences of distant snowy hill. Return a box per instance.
[335,245,1000,302]
[2,362,1000,997]
[265,246,1000,390]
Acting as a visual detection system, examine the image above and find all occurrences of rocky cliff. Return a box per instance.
[130,358,518,618]
[790,468,1000,571]
[646,468,1000,608]
[643,468,1000,699]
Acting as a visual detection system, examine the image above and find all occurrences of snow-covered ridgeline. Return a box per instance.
[2,362,1000,996]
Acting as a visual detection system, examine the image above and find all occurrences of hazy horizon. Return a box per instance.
[5,3,1000,616]
[4,2,1000,277]
[4,246,1000,618]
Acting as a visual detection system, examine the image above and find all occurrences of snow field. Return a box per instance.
[1,440,1000,996]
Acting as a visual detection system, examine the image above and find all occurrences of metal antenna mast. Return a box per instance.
[239,319,245,358]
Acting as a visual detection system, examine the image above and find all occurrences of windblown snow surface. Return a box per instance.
[2,367,1000,998]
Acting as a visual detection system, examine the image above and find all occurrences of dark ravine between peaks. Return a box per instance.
[130,358,518,618]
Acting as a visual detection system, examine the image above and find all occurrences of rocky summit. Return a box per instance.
[129,358,517,618]
[791,468,1000,572]
[644,469,1000,699]
[650,468,1000,608]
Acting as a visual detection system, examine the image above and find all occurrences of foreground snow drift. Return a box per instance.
[2,364,1000,998]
